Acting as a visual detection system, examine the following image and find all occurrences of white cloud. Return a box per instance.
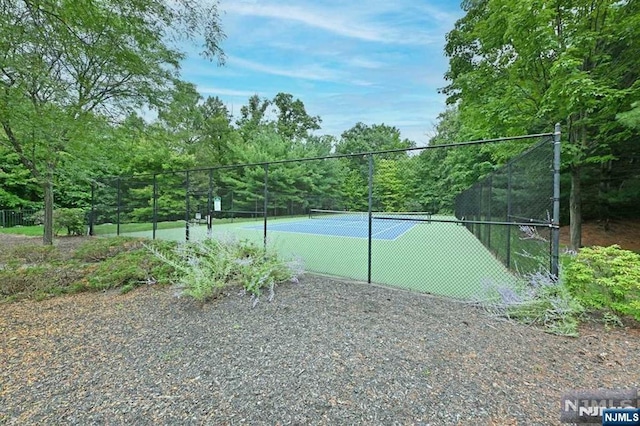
[228,55,375,87]
[197,86,259,98]
[222,1,442,45]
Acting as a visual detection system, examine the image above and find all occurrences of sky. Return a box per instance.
[179,0,464,146]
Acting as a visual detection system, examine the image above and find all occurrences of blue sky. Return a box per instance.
[180,0,464,146]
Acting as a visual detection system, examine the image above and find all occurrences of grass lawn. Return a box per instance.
[0,225,44,237]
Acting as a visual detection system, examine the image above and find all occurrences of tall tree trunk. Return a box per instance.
[43,167,54,245]
[569,165,582,251]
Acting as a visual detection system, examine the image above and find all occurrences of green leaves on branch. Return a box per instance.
[564,245,640,321]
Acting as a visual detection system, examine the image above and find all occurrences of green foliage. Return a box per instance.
[0,263,88,302]
[84,246,175,291]
[374,159,409,211]
[0,0,225,243]
[0,237,178,302]
[148,238,302,303]
[2,244,60,264]
[54,208,86,236]
[73,236,147,262]
[564,245,640,321]
[442,0,640,249]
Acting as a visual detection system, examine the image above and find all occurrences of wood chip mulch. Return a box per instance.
[1,275,638,425]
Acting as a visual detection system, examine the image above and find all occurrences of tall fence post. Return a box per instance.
[207,169,213,238]
[486,176,492,249]
[152,174,158,240]
[368,154,373,284]
[89,182,95,236]
[185,171,190,241]
[116,178,121,236]
[506,163,512,269]
[263,164,269,250]
[552,123,562,277]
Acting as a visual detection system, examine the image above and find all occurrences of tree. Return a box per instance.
[0,0,225,244]
[442,0,640,250]
[237,95,271,139]
[272,92,321,141]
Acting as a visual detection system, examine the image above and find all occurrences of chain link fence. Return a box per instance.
[454,137,556,276]
[90,129,561,299]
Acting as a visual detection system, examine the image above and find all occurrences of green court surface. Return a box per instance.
[116,215,519,299]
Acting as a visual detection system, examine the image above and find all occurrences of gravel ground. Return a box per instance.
[1,274,639,425]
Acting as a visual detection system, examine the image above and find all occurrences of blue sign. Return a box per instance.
[602,408,640,426]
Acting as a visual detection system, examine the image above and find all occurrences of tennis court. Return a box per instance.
[244,210,432,240]
[118,210,520,299]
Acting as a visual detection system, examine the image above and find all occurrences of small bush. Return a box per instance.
[85,246,175,291]
[564,245,640,321]
[0,263,89,300]
[476,269,584,336]
[73,237,146,262]
[149,238,303,304]
[2,244,60,264]
[1,237,178,302]
[54,208,86,236]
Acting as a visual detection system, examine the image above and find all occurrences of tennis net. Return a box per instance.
[309,209,431,223]
[212,210,262,222]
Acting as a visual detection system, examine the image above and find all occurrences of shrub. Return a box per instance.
[1,244,60,264]
[54,208,86,236]
[85,247,175,291]
[476,270,584,337]
[564,245,640,321]
[73,236,147,262]
[0,263,89,300]
[149,237,303,304]
[1,237,177,302]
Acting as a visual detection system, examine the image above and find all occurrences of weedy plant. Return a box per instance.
[475,261,584,337]
[147,237,303,305]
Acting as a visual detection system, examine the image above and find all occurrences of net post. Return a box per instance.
[152,174,158,240]
[368,154,373,284]
[263,163,269,250]
[551,123,562,278]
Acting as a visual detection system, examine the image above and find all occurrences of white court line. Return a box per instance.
[371,221,407,237]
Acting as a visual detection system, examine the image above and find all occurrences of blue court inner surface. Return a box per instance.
[245,218,419,240]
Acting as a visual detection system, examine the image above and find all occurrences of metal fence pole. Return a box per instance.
[368,154,373,284]
[152,174,158,240]
[506,163,512,269]
[89,182,95,236]
[487,176,492,249]
[207,169,213,238]
[116,178,121,236]
[185,171,190,241]
[263,164,269,250]
[552,123,562,277]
